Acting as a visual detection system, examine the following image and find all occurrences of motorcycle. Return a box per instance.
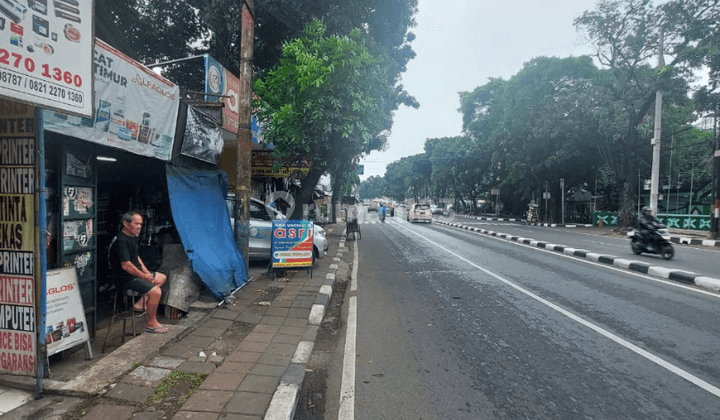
[380,212,386,223]
[629,223,674,260]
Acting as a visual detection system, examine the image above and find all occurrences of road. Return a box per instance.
[443,214,719,279]
[306,209,720,419]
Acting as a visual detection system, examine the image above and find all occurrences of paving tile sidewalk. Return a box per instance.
[2,222,350,420]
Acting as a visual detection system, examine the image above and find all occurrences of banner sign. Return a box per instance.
[271,220,314,268]
[45,267,89,356]
[204,54,240,133]
[0,0,93,116]
[181,106,223,164]
[43,39,180,161]
[252,150,310,178]
[0,99,36,376]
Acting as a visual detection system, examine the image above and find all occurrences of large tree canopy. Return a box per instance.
[254,20,417,218]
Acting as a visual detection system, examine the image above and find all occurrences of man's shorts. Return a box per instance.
[124,276,154,295]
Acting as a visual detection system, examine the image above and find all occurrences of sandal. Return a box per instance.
[144,326,168,334]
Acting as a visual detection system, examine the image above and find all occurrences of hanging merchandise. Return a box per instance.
[180,106,224,164]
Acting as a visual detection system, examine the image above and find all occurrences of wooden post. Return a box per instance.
[234,0,255,270]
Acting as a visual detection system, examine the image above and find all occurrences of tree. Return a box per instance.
[254,20,413,218]
[574,0,719,225]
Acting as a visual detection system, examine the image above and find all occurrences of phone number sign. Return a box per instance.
[0,0,93,116]
[271,220,314,268]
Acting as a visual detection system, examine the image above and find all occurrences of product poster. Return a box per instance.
[181,106,224,164]
[271,220,314,268]
[43,39,180,161]
[45,267,89,357]
[204,54,240,134]
[0,0,93,116]
[0,99,36,376]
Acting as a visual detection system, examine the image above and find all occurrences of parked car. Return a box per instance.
[430,205,443,215]
[227,196,328,261]
[367,202,379,212]
[407,203,432,223]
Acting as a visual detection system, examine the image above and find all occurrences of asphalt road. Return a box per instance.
[325,212,720,419]
[443,215,719,279]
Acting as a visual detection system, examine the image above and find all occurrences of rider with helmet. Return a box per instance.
[638,206,660,248]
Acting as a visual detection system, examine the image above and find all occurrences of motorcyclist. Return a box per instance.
[379,203,387,222]
[638,206,660,249]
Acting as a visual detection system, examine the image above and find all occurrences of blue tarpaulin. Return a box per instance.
[166,165,247,298]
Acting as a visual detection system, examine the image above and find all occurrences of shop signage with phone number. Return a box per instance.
[0,0,93,116]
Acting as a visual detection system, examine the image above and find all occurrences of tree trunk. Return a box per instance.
[617,180,636,228]
[289,166,325,220]
[330,173,346,224]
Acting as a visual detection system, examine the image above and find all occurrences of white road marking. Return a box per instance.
[401,225,720,399]
[338,296,358,419]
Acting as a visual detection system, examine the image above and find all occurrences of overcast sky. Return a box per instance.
[359,0,602,180]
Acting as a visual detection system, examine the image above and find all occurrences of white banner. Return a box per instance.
[44,39,180,161]
[0,0,93,116]
[45,267,90,357]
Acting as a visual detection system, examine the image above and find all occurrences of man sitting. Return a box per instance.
[111,211,168,334]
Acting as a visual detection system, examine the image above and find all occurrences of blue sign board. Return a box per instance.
[271,220,314,268]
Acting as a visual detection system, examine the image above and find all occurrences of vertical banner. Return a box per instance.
[0,99,36,376]
[271,220,314,268]
[204,55,240,133]
[0,0,94,116]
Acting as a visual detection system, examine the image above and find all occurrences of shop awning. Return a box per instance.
[166,165,247,298]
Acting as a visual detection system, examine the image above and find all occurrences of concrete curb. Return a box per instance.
[263,235,346,420]
[435,219,720,292]
[454,214,720,247]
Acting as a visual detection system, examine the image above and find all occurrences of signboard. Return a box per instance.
[45,267,90,357]
[204,54,240,133]
[43,39,180,161]
[180,106,224,164]
[271,220,314,268]
[0,0,93,116]
[0,99,36,376]
[252,150,310,178]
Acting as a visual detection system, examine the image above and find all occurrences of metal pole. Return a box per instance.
[560,178,565,225]
[666,134,674,216]
[234,0,255,270]
[545,180,548,223]
[689,163,694,215]
[712,106,720,238]
[650,29,664,217]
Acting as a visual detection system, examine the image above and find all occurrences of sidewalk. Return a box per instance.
[1,222,350,420]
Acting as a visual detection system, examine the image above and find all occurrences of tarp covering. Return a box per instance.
[165,165,247,298]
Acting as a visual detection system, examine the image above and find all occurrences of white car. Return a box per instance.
[407,203,433,223]
[227,197,328,261]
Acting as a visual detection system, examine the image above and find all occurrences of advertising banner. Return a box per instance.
[252,150,310,178]
[180,106,223,164]
[45,267,89,356]
[0,0,93,116]
[43,39,180,161]
[0,99,36,376]
[271,220,314,268]
[204,54,240,134]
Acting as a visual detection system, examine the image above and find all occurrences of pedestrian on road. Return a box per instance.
[111,211,168,334]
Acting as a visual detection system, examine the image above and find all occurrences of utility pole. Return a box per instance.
[650,28,664,217]
[235,0,255,270]
[560,178,565,225]
[712,106,719,238]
